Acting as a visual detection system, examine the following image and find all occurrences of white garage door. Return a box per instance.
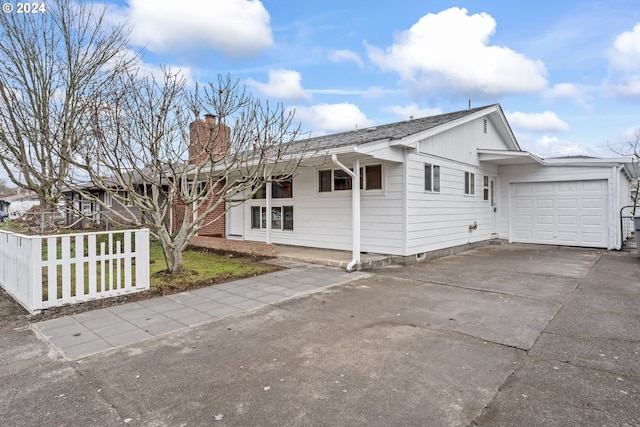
[510,180,608,248]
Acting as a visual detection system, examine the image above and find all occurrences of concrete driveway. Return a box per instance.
[1,244,639,426]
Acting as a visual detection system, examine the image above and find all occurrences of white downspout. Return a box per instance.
[332,155,360,272]
[266,182,272,244]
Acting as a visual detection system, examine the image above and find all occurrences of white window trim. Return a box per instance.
[464,172,475,195]
[318,164,384,193]
[250,204,294,231]
[483,175,490,201]
[425,163,440,193]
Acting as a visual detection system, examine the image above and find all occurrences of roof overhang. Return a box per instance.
[544,157,639,180]
[478,150,640,180]
[477,149,544,165]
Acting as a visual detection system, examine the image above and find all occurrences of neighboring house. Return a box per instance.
[61,114,229,233]
[0,198,9,213]
[220,104,638,266]
[3,191,40,217]
[63,181,139,228]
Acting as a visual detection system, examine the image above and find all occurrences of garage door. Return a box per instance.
[511,180,608,248]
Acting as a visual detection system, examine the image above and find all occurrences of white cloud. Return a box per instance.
[507,111,570,133]
[308,89,366,95]
[384,104,442,120]
[329,49,364,68]
[531,135,586,157]
[108,48,196,86]
[607,23,640,98]
[362,86,401,99]
[126,0,273,57]
[289,103,373,134]
[544,83,592,111]
[246,69,312,102]
[609,23,640,71]
[367,7,547,96]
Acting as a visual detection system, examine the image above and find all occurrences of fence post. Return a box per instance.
[135,229,150,290]
[27,236,43,312]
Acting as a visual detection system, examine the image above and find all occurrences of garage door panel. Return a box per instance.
[535,215,554,225]
[583,181,606,191]
[515,214,532,225]
[535,199,554,209]
[558,199,577,209]
[582,198,604,209]
[511,180,607,248]
[536,182,555,193]
[514,183,533,194]
[558,182,577,192]
[558,231,578,241]
[583,215,603,225]
[582,232,605,243]
[558,215,577,225]
[515,230,533,239]
[535,231,555,241]
[515,199,532,209]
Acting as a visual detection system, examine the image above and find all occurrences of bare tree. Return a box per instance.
[609,129,640,212]
[68,70,308,274]
[0,0,134,213]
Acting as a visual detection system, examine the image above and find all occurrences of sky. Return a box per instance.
[103,0,640,158]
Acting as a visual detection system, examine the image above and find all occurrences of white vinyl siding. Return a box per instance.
[406,153,495,255]
[244,161,405,254]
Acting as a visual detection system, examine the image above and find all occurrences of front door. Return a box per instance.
[227,202,244,237]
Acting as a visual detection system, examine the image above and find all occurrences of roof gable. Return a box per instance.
[300,104,518,154]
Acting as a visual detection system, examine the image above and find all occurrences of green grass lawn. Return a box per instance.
[41,242,279,300]
[148,244,279,293]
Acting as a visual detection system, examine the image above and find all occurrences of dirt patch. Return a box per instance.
[3,252,283,324]
[0,287,30,329]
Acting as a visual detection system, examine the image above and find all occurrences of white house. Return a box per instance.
[224,104,638,269]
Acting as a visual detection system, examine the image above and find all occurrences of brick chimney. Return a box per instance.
[189,114,231,164]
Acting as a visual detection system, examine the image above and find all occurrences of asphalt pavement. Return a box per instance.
[1,243,639,426]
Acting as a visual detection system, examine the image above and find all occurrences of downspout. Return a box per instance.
[332,155,360,272]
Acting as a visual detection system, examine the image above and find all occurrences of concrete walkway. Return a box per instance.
[34,260,370,360]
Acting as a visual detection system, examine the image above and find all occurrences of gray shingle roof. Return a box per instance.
[297,104,497,153]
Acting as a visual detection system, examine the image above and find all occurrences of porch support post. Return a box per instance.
[266,181,272,244]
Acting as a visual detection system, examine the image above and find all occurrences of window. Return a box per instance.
[103,192,112,207]
[119,191,133,206]
[319,164,383,192]
[319,170,332,192]
[81,200,94,215]
[333,170,352,191]
[253,177,293,199]
[361,165,382,190]
[251,205,293,230]
[464,172,475,195]
[273,179,293,198]
[483,176,490,201]
[425,164,440,192]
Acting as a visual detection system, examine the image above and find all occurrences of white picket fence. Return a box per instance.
[0,229,150,314]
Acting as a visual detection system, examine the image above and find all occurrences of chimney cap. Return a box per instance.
[204,113,217,119]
